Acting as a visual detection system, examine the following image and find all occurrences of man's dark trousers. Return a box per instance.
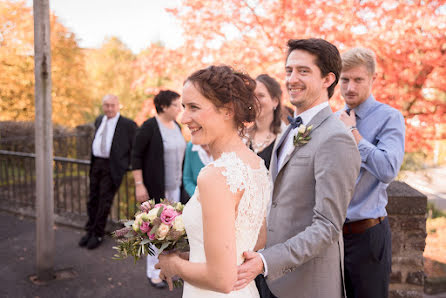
[86,157,119,237]
[344,217,392,298]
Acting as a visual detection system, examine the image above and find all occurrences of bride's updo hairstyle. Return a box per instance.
[186,65,259,134]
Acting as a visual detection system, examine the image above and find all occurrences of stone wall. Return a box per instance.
[387,181,427,298]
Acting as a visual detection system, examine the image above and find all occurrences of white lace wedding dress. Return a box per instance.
[182,152,271,298]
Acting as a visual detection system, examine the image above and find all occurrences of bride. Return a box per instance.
[155,65,271,297]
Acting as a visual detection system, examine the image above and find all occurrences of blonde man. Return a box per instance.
[338,48,405,298]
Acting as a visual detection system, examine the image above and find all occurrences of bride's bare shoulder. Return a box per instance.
[196,164,240,204]
[197,163,222,183]
[197,163,229,190]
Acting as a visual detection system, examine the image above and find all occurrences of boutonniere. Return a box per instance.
[293,125,313,147]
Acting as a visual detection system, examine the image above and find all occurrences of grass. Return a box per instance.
[428,202,446,219]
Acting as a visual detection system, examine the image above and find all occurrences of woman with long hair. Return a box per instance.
[246,74,284,169]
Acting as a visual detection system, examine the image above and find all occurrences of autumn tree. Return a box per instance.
[0,0,92,127]
[164,0,446,152]
[84,37,146,121]
[132,42,200,124]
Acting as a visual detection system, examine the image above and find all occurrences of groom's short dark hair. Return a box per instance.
[286,38,341,99]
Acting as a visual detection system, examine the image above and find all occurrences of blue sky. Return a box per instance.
[46,0,184,53]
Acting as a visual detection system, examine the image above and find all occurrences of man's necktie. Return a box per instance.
[287,115,303,129]
[346,108,359,119]
[100,119,108,155]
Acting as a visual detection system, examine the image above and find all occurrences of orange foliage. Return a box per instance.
[0,0,92,127]
[132,43,205,125]
[134,0,446,151]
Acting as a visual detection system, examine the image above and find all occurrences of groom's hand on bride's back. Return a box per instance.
[233,251,264,291]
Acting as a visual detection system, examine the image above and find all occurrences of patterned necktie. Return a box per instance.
[287,115,303,129]
[100,119,108,155]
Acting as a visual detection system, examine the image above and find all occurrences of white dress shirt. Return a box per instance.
[92,113,120,158]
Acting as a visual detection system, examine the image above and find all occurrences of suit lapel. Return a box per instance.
[110,115,122,156]
[275,106,333,180]
[94,115,103,135]
[271,125,292,182]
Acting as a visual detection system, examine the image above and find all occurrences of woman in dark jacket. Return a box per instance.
[131,90,187,288]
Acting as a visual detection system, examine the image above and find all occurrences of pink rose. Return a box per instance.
[140,221,151,233]
[155,203,174,210]
[160,208,179,226]
[148,232,155,240]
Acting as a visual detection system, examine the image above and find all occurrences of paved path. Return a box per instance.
[0,211,182,298]
[425,294,446,298]
[400,166,446,211]
[1,208,445,298]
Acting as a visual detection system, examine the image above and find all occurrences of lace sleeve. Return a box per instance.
[209,152,246,194]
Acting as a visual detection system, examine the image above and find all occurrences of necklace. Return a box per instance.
[251,132,273,153]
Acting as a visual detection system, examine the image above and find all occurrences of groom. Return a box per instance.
[234,38,361,298]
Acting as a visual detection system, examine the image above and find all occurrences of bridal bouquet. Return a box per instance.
[112,199,188,261]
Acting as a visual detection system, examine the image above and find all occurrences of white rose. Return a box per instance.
[132,220,140,232]
[147,207,160,222]
[172,215,185,232]
[135,213,144,222]
[298,125,306,134]
[132,213,147,232]
[156,223,170,240]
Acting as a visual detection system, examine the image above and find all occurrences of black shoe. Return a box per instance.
[149,277,167,289]
[78,233,91,247]
[86,235,103,249]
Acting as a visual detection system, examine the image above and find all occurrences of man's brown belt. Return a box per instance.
[343,216,386,235]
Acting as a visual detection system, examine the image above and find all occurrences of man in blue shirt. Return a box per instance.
[338,48,406,298]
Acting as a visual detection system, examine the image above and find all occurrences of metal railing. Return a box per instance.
[0,150,137,224]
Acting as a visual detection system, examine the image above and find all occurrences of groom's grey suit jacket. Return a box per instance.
[262,106,360,298]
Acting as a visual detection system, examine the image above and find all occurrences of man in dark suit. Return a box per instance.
[79,94,136,249]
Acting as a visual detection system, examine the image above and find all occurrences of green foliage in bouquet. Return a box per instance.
[112,221,155,262]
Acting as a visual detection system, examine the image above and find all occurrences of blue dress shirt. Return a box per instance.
[344,95,405,222]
